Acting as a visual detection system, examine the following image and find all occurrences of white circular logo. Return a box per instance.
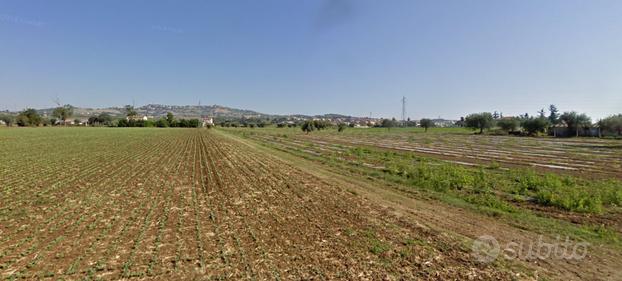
[472,235,500,263]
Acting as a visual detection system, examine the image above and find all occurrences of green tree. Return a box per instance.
[464,112,494,134]
[548,105,560,125]
[496,117,520,132]
[87,113,113,126]
[166,112,174,125]
[313,120,329,130]
[419,118,434,132]
[156,118,169,128]
[560,111,592,137]
[41,118,51,127]
[87,116,98,126]
[337,123,347,132]
[98,113,113,126]
[301,120,315,134]
[124,105,137,120]
[16,108,42,127]
[52,104,74,125]
[381,118,398,130]
[455,117,465,127]
[117,119,129,127]
[521,117,549,135]
[177,119,190,127]
[0,114,14,126]
[598,114,622,136]
[143,120,156,127]
[188,119,201,128]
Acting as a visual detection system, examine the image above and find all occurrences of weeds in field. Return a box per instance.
[364,230,391,255]
[343,145,621,214]
[235,129,622,219]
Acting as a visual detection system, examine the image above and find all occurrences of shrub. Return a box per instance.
[465,194,515,213]
[155,118,169,128]
[535,187,603,213]
[595,180,622,207]
[117,119,129,127]
[513,170,565,194]
[337,123,347,132]
[472,168,493,194]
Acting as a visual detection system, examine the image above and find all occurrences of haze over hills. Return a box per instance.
[31,104,268,119]
[6,104,361,120]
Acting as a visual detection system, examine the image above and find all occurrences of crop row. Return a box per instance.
[232,130,622,223]
[1,128,518,279]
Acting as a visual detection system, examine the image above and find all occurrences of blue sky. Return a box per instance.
[1,0,621,120]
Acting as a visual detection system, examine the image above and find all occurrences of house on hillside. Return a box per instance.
[126,116,149,121]
[202,116,214,127]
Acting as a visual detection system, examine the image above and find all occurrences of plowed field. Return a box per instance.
[221,127,622,281]
[1,128,519,280]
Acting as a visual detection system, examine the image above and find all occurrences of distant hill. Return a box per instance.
[25,105,369,120]
[7,104,381,121]
[35,104,269,119]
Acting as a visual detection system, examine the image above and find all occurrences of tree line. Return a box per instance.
[0,105,203,128]
[458,105,621,137]
[212,107,621,138]
[117,108,201,128]
[3,103,620,137]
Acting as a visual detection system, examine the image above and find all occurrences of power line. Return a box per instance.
[401,96,406,122]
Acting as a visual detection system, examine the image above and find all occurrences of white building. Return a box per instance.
[202,116,214,127]
[126,116,149,121]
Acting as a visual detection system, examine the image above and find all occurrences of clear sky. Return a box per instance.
[1,0,621,120]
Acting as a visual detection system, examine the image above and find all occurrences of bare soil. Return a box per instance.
[0,129,526,280]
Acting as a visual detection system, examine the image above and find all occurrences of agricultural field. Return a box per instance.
[238,127,622,179]
[226,127,622,221]
[1,127,621,280]
[223,126,622,279]
[0,128,517,280]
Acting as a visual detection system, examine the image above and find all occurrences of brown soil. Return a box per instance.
[1,130,522,280]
